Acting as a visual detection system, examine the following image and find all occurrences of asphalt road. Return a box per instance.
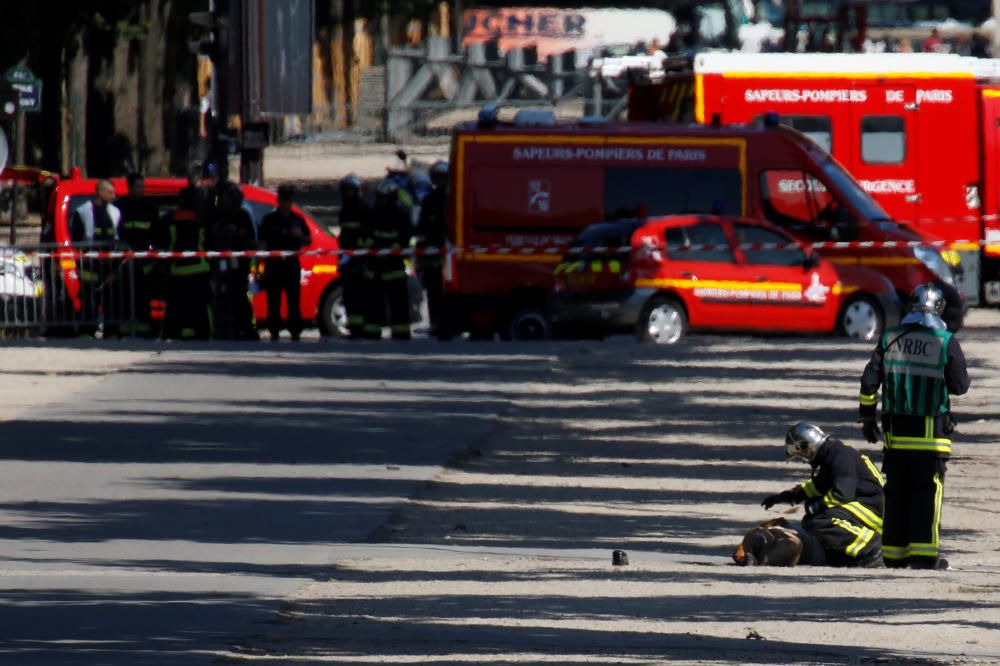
[0,342,501,664]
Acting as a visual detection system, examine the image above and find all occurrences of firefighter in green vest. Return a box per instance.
[859,283,970,570]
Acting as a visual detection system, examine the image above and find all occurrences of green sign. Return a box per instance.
[4,66,41,113]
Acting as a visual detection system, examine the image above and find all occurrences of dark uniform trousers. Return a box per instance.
[367,256,410,340]
[803,506,882,566]
[163,209,213,340]
[265,259,303,340]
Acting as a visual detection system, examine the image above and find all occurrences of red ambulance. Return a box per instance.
[444,108,961,340]
[628,52,1000,307]
[40,176,345,335]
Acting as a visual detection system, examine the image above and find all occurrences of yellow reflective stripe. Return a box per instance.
[608,260,621,273]
[635,277,802,291]
[831,516,876,558]
[312,264,338,274]
[882,545,909,560]
[382,270,406,280]
[860,392,877,406]
[171,262,210,276]
[590,261,603,273]
[801,479,820,499]
[824,494,883,533]
[862,454,885,488]
[124,220,152,230]
[554,262,568,275]
[886,435,951,453]
[932,471,943,551]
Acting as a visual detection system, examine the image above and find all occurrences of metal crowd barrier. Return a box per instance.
[0,244,136,338]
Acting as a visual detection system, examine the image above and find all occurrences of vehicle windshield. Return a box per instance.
[818,156,892,222]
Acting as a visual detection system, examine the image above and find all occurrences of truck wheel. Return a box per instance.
[637,296,686,345]
[838,294,884,342]
[318,287,348,337]
[506,305,551,341]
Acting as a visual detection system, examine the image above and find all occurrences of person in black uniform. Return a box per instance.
[762,422,885,568]
[416,160,448,337]
[116,173,161,337]
[209,180,259,340]
[337,174,371,339]
[368,178,412,341]
[258,184,310,341]
[859,283,970,570]
[162,186,213,340]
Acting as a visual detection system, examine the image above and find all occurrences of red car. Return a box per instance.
[551,214,902,344]
[41,176,346,335]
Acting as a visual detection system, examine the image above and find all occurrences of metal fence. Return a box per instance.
[0,245,137,338]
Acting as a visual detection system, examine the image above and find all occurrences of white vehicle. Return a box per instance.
[0,250,43,325]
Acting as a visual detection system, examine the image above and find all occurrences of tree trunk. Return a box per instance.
[65,32,89,175]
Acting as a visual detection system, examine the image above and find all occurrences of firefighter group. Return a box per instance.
[69,159,450,343]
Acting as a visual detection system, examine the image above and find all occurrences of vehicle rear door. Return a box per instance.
[847,83,920,226]
[730,222,840,332]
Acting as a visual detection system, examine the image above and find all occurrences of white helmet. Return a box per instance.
[785,422,829,462]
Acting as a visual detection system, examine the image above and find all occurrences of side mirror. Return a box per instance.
[803,252,820,270]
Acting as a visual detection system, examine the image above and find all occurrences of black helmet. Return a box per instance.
[901,283,946,329]
[375,178,399,200]
[340,173,363,196]
[785,422,829,462]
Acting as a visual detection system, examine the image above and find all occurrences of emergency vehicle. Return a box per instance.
[550,215,901,343]
[41,176,345,336]
[444,108,961,340]
[627,52,1000,306]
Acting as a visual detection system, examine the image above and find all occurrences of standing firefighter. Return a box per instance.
[337,174,372,339]
[258,184,310,342]
[416,160,448,336]
[162,186,213,340]
[209,181,258,340]
[859,283,970,570]
[367,179,412,341]
[762,422,885,568]
[70,179,121,334]
[117,173,160,337]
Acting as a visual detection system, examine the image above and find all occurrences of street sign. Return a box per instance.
[4,65,41,113]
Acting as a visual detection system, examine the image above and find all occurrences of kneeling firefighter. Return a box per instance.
[761,422,885,568]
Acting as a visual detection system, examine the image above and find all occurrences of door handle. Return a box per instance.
[680,271,697,279]
[905,193,921,203]
[755,275,769,282]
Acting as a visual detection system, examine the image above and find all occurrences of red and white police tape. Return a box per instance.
[9,238,988,260]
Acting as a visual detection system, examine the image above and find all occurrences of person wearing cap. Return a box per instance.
[859,282,970,570]
[761,422,885,568]
[258,184,310,341]
[416,160,449,337]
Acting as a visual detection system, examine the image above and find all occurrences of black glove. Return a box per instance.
[862,418,882,444]
[943,413,958,436]
[762,490,795,510]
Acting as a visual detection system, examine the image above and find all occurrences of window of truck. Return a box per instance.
[759,169,837,239]
[817,157,892,221]
[733,223,805,266]
[861,115,905,164]
[666,222,734,263]
[604,168,742,220]
[757,115,832,153]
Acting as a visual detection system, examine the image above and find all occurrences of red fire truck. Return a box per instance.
[627,51,1000,306]
[444,108,962,340]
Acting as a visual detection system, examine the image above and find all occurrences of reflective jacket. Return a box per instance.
[860,323,970,454]
[789,438,885,535]
[70,201,121,244]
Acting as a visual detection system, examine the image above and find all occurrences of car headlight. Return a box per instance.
[914,245,955,287]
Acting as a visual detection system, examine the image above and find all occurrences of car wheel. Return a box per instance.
[838,294,884,342]
[506,305,551,341]
[318,287,348,337]
[638,296,686,345]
